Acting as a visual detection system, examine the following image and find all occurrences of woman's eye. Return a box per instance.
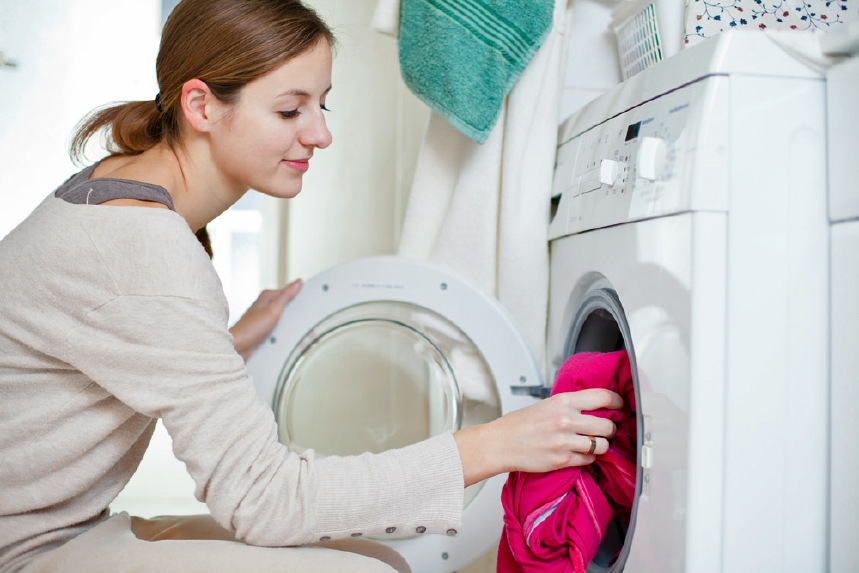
[321,104,331,112]
[279,110,300,119]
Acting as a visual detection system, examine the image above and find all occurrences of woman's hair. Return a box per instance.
[70,0,334,163]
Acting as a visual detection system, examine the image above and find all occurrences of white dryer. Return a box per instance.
[548,31,829,572]
[246,256,542,572]
[822,22,859,573]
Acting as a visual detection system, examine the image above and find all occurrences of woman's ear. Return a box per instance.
[181,78,216,133]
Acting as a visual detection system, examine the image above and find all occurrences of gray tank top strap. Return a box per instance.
[55,164,176,211]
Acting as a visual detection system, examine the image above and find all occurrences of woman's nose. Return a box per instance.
[300,111,333,149]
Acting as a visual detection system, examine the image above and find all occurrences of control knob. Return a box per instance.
[636,137,668,181]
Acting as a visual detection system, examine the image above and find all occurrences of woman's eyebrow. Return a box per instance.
[276,85,332,98]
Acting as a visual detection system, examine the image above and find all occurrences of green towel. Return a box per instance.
[398,0,554,144]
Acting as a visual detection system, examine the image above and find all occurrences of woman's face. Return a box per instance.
[208,38,333,199]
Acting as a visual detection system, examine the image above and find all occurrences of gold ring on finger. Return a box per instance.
[586,435,597,455]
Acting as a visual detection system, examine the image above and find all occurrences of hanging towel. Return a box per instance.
[398,0,554,143]
[397,0,569,368]
[498,351,637,572]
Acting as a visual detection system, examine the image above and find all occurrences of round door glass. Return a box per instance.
[274,302,501,459]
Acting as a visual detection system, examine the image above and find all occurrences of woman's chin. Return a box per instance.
[254,180,304,200]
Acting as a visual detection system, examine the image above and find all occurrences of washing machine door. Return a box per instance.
[563,284,643,573]
[246,256,542,572]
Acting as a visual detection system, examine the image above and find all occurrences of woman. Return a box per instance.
[0,1,622,571]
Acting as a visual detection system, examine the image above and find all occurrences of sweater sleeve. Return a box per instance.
[62,292,464,546]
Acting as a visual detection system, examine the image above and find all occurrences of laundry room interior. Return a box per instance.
[1,0,857,572]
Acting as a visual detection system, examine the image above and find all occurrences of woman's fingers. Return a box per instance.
[270,278,303,310]
[251,279,302,320]
[548,390,621,439]
[454,386,627,482]
[570,412,617,439]
[577,433,611,456]
[253,279,302,314]
[561,387,625,412]
[229,279,303,360]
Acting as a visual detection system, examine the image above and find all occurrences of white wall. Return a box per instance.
[0,0,161,239]
[559,0,622,123]
[284,0,430,281]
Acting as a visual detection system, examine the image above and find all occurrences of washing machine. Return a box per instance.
[246,256,543,572]
[547,30,829,572]
[822,22,859,573]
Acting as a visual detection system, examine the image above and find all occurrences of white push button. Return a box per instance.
[599,159,621,187]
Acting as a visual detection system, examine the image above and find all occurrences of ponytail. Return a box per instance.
[70,98,169,165]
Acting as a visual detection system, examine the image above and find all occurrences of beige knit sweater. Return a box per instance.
[0,180,464,571]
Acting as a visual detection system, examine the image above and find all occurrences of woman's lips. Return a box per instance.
[282,158,310,173]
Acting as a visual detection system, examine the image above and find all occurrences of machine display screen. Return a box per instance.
[625,121,641,141]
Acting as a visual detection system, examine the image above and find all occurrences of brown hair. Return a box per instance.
[71,0,334,163]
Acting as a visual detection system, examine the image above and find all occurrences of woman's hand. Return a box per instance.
[453,389,624,487]
[229,279,303,361]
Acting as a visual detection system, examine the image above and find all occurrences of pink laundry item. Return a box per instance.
[497,351,637,572]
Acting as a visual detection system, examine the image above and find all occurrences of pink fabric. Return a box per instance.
[497,351,637,572]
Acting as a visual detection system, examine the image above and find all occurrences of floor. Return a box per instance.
[457,544,498,573]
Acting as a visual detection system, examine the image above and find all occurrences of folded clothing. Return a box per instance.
[498,351,637,572]
[397,0,554,143]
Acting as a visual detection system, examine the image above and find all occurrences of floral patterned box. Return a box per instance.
[685,0,858,46]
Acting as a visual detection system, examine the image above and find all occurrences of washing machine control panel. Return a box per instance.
[549,75,730,239]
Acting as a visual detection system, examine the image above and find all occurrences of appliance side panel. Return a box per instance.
[723,75,829,572]
[829,221,859,573]
[685,212,728,573]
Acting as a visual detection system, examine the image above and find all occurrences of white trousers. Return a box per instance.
[20,514,409,573]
